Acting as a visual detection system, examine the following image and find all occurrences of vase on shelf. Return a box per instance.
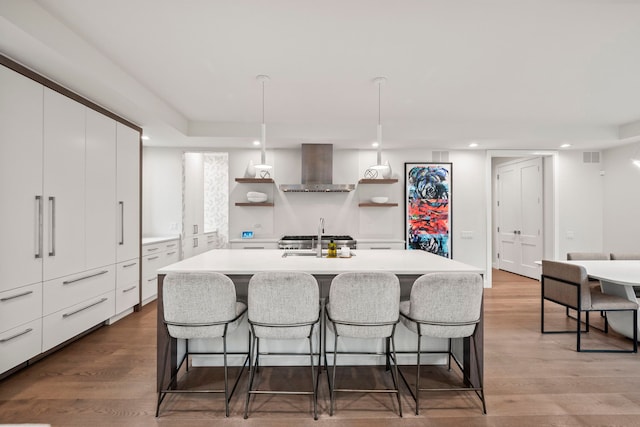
[382,161,392,179]
[244,160,256,178]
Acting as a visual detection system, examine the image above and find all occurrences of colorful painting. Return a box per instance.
[405,163,452,258]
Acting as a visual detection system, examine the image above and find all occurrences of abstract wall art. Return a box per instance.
[405,162,452,258]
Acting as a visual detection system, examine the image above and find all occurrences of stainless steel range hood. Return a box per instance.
[279,144,355,192]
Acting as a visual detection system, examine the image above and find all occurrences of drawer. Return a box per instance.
[115,282,139,314]
[163,240,179,252]
[116,259,140,285]
[143,252,164,279]
[142,275,157,301]
[43,267,115,316]
[164,248,180,266]
[0,283,42,333]
[0,319,42,374]
[42,290,115,352]
[143,243,164,255]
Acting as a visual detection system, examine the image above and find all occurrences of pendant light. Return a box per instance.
[367,77,391,177]
[255,74,272,173]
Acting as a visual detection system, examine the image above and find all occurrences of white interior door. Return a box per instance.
[497,157,543,279]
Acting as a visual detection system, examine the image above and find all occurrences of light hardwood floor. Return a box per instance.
[1,269,640,426]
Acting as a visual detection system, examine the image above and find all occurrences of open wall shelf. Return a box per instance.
[358,178,398,184]
[235,178,274,183]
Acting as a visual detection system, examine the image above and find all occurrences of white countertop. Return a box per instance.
[158,249,483,276]
[142,235,181,245]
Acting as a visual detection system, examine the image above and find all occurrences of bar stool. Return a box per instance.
[156,272,249,417]
[325,271,402,417]
[398,272,486,415]
[243,271,321,420]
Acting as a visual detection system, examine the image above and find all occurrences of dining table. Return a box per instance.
[566,259,640,340]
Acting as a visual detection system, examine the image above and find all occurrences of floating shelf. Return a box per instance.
[235,178,274,183]
[358,202,399,207]
[235,202,274,207]
[358,179,398,184]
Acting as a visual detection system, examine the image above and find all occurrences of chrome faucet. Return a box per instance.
[317,217,325,257]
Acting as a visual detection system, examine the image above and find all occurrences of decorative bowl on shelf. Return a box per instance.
[371,196,389,204]
[247,191,268,203]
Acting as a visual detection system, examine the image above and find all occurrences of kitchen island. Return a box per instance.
[156,249,484,392]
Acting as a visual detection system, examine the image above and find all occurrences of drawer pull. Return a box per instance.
[123,262,137,268]
[147,277,157,282]
[166,251,177,256]
[63,297,108,318]
[63,270,109,285]
[0,328,33,343]
[147,256,159,261]
[123,285,137,293]
[166,244,177,248]
[245,246,265,249]
[0,290,34,302]
[371,247,392,250]
[146,247,160,252]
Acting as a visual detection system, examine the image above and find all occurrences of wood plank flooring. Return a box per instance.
[1,269,640,426]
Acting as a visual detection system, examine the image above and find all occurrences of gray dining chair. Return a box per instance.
[566,252,610,326]
[156,272,249,417]
[325,271,402,417]
[610,253,640,297]
[541,260,638,352]
[398,272,486,415]
[244,271,321,420]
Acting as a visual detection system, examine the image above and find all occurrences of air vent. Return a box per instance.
[432,151,449,162]
[583,152,600,163]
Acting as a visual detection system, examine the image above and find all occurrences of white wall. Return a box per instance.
[602,143,640,254]
[556,150,604,258]
[143,146,488,269]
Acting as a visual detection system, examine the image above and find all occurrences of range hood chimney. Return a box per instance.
[279,144,355,192]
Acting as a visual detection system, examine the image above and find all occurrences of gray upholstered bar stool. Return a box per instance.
[244,271,321,420]
[156,272,249,417]
[398,272,486,415]
[325,271,402,417]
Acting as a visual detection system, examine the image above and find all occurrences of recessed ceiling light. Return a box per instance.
[372,142,379,148]
[560,143,571,148]
[469,142,478,148]
[253,140,261,146]
[141,135,150,141]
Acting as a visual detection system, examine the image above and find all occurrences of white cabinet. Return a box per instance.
[86,109,117,270]
[115,259,140,315]
[117,123,140,263]
[0,66,43,293]
[0,60,141,376]
[43,88,86,281]
[183,152,204,238]
[141,237,180,304]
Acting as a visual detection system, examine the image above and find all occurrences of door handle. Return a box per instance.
[119,201,124,245]
[35,195,43,259]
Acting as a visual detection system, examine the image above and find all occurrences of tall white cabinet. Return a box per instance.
[0,59,141,376]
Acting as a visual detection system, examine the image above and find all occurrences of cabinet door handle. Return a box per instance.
[62,270,109,285]
[0,290,34,302]
[147,277,156,282]
[193,224,198,235]
[166,251,176,256]
[166,244,176,248]
[146,247,159,252]
[193,237,198,248]
[35,195,43,259]
[147,256,159,261]
[119,201,124,245]
[48,196,56,256]
[123,262,137,268]
[0,328,33,343]
[122,285,137,293]
[62,297,108,318]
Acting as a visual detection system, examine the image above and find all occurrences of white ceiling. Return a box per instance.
[2,0,640,151]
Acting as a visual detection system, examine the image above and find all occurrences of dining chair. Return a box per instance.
[541,260,638,353]
[566,252,610,327]
[244,271,321,420]
[156,272,249,417]
[397,272,486,415]
[325,271,402,417]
